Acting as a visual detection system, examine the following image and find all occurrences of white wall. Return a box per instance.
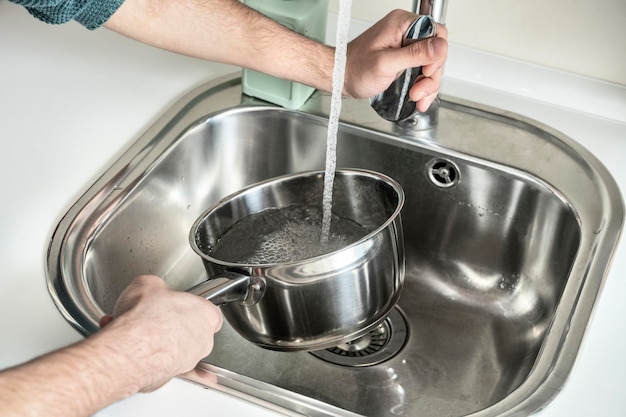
[329,0,626,85]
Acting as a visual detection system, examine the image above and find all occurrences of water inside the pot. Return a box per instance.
[210,205,369,264]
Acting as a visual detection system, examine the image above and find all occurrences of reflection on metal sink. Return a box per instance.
[47,73,623,417]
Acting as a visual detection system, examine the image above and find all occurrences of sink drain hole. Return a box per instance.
[310,308,407,367]
[426,158,460,188]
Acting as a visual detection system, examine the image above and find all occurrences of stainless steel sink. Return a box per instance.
[47,73,623,417]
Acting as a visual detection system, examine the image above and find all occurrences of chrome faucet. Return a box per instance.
[369,0,447,131]
[413,0,447,25]
[402,0,447,130]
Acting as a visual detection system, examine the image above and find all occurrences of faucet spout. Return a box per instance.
[369,1,448,132]
[370,15,437,123]
[396,0,447,132]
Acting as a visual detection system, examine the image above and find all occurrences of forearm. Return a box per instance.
[105,0,335,92]
[0,325,144,417]
[0,277,221,417]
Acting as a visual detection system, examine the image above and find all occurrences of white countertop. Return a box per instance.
[1,2,625,416]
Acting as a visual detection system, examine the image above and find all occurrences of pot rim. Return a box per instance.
[189,168,405,268]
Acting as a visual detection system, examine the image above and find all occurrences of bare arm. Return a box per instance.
[104,0,335,94]
[104,0,447,109]
[0,275,223,417]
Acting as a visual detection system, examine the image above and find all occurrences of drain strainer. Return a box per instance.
[310,308,408,367]
[426,158,460,188]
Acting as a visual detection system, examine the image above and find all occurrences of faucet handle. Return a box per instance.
[370,15,436,122]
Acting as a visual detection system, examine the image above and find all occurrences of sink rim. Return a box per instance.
[46,72,624,417]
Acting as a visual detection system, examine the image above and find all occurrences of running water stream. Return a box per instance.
[320,0,353,242]
[207,1,361,265]
[209,1,358,264]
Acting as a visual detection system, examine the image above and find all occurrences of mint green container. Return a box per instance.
[242,0,329,109]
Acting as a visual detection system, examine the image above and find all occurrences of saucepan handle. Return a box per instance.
[187,271,265,306]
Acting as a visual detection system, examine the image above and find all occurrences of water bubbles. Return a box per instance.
[210,205,369,264]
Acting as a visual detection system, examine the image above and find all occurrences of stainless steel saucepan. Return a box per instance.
[188,169,405,352]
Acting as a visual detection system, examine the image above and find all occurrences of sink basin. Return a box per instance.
[47,73,623,417]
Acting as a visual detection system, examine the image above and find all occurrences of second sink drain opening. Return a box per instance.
[426,158,461,188]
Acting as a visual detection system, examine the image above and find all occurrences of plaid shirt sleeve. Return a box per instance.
[9,0,126,30]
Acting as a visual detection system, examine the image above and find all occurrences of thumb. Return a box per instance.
[394,37,447,75]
